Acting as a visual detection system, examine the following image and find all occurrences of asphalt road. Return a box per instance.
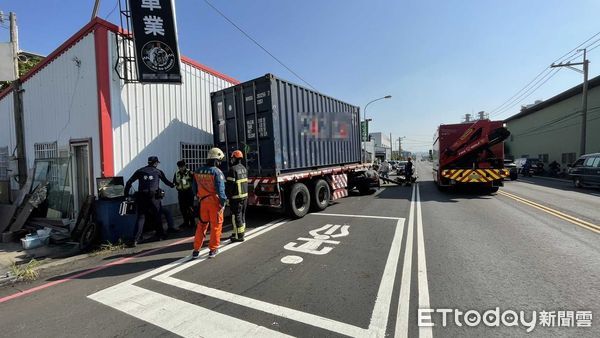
[0,161,598,337]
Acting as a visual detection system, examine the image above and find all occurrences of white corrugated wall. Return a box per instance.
[21,32,101,184]
[0,94,16,156]
[0,33,101,194]
[108,31,235,205]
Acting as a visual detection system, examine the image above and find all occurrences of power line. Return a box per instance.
[492,68,562,118]
[488,30,600,117]
[515,107,600,138]
[105,0,119,19]
[488,51,579,116]
[552,30,600,63]
[494,37,600,119]
[203,0,317,90]
[493,37,600,118]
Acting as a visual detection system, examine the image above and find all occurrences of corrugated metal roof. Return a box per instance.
[505,74,600,122]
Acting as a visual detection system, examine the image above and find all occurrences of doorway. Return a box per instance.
[71,139,93,217]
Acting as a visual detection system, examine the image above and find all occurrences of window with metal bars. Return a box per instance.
[34,142,58,160]
[34,142,61,187]
[180,143,213,172]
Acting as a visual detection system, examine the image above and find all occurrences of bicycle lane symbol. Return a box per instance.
[281,223,350,264]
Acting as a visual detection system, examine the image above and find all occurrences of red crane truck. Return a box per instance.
[432,119,511,193]
[211,74,373,218]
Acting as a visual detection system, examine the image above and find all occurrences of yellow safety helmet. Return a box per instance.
[207,147,225,160]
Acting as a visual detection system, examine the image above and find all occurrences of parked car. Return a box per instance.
[514,158,544,176]
[504,159,518,180]
[568,153,600,188]
[388,160,399,171]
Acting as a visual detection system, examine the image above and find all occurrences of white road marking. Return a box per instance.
[368,216,407,337]
[311,212,401,220]
[395,184,416,338]
[373,187,386,197]
[89,283,291,337]
[154,214,406,337]
[155,220,289,279]
[90,208,415,337]
[416,184,432,338]
[154,275,368,337]
[280,255,303,264]
[517,179,536,184]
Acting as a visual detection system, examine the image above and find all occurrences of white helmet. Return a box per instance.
[207,147,225,160]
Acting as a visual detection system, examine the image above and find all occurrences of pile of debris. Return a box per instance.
[0,161,98,252]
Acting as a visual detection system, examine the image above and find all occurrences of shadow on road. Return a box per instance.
[508,176,600,196]
[46,256,182,281]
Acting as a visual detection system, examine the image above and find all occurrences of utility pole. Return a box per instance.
[551,49,589,155]
[398,136,405,159]
[389,132,392,160]
[9,12,27,188]
[91,0,101,20]
[9,12,18,80]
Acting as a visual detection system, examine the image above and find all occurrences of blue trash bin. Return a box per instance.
[95,198,136,244]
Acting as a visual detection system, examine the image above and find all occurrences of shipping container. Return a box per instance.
[210,74,361,176]
[209,74,367,218]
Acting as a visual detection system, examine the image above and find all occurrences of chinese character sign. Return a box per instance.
[129,0,182,83]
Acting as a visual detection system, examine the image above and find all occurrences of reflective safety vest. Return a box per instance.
[193,166,227,206]
[174,169,193,191]
[226,163,248,200]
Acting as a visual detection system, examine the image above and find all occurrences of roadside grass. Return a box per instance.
[10,259,40,281]
[90,240,126,257]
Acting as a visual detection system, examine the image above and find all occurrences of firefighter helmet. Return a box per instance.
[207,148,225,160]
[231,150,244,159]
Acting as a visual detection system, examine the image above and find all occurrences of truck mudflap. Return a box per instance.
[327,174,348,201]
[441,169,509,183]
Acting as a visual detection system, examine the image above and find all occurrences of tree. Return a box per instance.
[0,54,43,91]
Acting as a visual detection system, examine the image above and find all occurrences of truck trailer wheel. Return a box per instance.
[488,186,499,194]
[311,179,330,211]
[287,183,311,218]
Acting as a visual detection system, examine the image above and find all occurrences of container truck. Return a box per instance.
[432,119,511,192]
[210,74,369,218]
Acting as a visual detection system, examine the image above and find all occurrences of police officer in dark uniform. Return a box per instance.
[226,150,249,242]
[124,156,174,246]
[173,160,195,228]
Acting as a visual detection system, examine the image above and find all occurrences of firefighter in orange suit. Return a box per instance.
[191,148,227,259]
[226,150,249,242]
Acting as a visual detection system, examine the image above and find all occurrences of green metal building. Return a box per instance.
[504,75,600,170]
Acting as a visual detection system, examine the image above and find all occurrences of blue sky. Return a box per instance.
[1,0,600,151]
